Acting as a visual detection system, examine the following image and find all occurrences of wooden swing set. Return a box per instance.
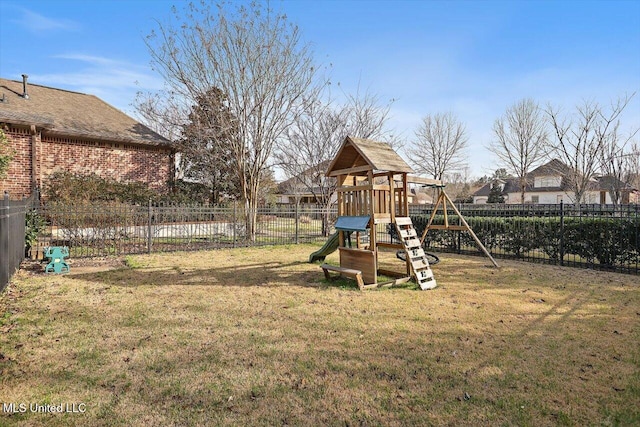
[319,136,497,290]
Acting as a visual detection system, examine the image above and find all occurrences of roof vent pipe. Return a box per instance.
[22,74,29,99]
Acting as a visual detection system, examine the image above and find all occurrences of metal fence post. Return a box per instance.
[233,200,237,248]
[559,200,565,266]
[457,202,462,254]
[634,204,640,274]
[147,199,152,254]
[0,193,8,291]
[295,201,299,245]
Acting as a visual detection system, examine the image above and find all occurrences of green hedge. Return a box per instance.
[43,172,214,205]
[411,215,640,268]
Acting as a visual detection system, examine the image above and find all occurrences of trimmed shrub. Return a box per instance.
[410,213,639,269]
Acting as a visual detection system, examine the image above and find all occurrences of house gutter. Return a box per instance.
[41,129,173,149]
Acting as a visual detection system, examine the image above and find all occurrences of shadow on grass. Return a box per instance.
[66,260,397,291]
[67,255,421,291]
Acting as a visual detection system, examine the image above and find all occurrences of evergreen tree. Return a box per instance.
[487,182,505,203]
[179,88,240,204]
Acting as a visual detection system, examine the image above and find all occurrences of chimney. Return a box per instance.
[22,74,29,99]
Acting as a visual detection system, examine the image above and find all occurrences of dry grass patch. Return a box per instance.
[1,244,638,426]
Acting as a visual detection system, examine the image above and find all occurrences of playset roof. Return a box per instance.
[325,136,413,177]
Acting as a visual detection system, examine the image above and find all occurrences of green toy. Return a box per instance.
[44,246,70,274]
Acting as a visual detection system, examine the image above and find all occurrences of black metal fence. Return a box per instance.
[38,201,336,258]
[407,203,640,274]
[0,194,36,292]
[26,201,640,275]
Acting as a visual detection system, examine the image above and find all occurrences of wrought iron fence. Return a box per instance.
[408,203,640,274]
[38,201,336,258]
[1,193,37,291]
[32,201,639,275]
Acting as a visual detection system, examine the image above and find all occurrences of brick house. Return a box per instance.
[0,75,174,199]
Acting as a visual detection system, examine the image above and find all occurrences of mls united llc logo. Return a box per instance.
[2,402,87,414]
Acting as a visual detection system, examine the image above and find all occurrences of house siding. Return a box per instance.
[502,191,614,204]
[473,188,616,205]
[505,191,568,204]
[0,125,172,199]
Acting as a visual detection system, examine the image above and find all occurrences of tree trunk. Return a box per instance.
[245,177,261,242]
[322,203,331,237]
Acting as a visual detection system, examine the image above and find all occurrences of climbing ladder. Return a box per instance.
[394,217,437,290]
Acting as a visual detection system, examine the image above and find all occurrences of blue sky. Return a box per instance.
[1,0,639,179]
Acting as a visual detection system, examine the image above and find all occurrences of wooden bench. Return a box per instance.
[321,264,365,290]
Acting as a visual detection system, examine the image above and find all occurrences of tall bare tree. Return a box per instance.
[489,98,548,204]
[442,166,473,203]
[143,1,321,240]
[408,112,468,181]
[275,90,395,236]
[134,91,185,143]
[625,141,640,193]
[546,95,635,204]
[598,127,639,206]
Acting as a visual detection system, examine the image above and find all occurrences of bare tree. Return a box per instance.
[599,127,639,206]
[625,141,640,193]
[442,166,473,203]
[143,1,321,240]
[275,89,396,236]
[408,112,468,181]
[546,94,635,204]
[275,97,341,236]
[134,91,185,143]
[489,98,548,204]
[340,89,397,145]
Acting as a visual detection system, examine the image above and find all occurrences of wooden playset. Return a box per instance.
[319,136,497,290]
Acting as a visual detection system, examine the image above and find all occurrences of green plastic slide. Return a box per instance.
[309,232,340,263]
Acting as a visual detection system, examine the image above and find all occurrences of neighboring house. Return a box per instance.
[628,173,640,202]
[409,190,433,205]
[473,159,637,204]
[0,75,174,199]
[276,160,336,205]
[276,159,423,206]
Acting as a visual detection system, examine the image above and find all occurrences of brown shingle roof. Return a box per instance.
[472,159,635,197]
[528,159,572,177]
[0,77,171,147]
[326,136,413,176]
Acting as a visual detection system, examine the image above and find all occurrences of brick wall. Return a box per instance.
[0,127,33,199]
[0,125,173,199]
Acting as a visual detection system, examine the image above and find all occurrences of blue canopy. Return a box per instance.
[335,216,370,232]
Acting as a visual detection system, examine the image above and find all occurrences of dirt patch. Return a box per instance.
[21,256,127,276]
